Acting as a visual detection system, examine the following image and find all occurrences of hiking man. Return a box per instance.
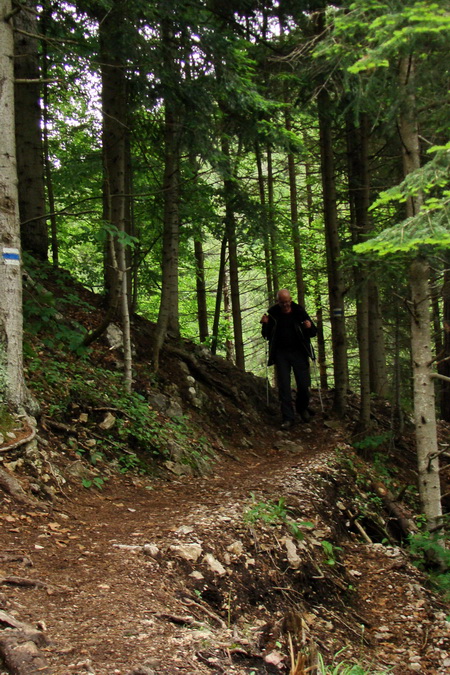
[261,289,317,430]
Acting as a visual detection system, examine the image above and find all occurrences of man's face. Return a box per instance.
[278,292,292,313]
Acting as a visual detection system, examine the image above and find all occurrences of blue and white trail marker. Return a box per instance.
[2,248,20,266]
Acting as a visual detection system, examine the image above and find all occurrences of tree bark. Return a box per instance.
[317,87,348,416]
[99,0,133,390]
[221,135,245,370]
[13,0,48,260]
[285,111,305,306]
[152,16,182,370]
[368,281,389,398]
[399,55,442,531]
[439,261,450,420]
[255,141,273,305]
[194,236,209,342]
[211,236,227,356]
[347,113,371,429]
[0,0,29,411]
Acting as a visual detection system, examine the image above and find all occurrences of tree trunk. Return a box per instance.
[13,0,48,260]
[285,111,305,306]
[347,113,371,429]
[409,257,442,531]
[317,87,348,416]
[399,55,442,531]
[152,16,182,370]
[0,0,28,410]
[210,236,227,356]
[368,281,389,398]
[315,290,328,389]
[99,0,133,390]
[223,267,235,363]
[221,135,245,370]
[194,237,209,342]
[266,144,279,295]
[255,142,273,305]
[40,5,58,267]
[439,261,450,421]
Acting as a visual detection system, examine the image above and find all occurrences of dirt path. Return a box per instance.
[1,419,449,675]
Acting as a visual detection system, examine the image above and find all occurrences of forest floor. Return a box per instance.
[1,399,450,675]
[1,264,449,675]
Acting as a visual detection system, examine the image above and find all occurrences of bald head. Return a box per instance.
[276,289,292,313]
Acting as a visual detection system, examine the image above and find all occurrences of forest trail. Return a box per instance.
[1,405,449,675]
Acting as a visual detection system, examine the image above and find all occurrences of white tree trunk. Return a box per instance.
[399,56,442,531]
[409,257,442,531]
[0,0,27,410]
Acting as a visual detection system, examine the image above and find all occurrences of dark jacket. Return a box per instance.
[261,301,317,366]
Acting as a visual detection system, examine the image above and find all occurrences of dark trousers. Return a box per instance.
[274,349,311,422]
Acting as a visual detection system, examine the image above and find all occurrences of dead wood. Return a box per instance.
[42,417,76,434]
[0,467,37,505]
[153,612,204,629]
[182,597,228,629]
[0,575,49,589]
[0,610,50,675]
[370,480,418,538]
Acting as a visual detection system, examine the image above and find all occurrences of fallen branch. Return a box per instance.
[182,597,228,629]
[154,612,204,629]
[0,576,48,589]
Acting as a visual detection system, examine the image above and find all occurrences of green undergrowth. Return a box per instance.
[335,442,450,603]
[22,260,216,479]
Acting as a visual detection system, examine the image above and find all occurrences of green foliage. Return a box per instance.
[321,540,342,566]
[408,528,450,600]
[244,494,314,540]
[317,644,393,674]
[82,476,107,490]
[352,433,392,453]
[354,144,450,256]
[0,406,16,434]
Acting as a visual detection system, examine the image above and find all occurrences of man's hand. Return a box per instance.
[303,320,312,329]
[260,313,269,324]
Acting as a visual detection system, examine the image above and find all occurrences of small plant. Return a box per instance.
[244,494,313,540]
[317,647,392,674]
[321,540,342,566]
[82,476,107,490]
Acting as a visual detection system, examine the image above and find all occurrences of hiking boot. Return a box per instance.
[299,409,311,423]
[280,420,294,430]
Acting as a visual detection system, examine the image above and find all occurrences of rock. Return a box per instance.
[227,541,244,556]
[164,461,193,476]
[284,537,301,569]
[142,544,160,558]
[67,460,96,480]
[189,571,204,580]
[203,552,226,575]
[106,323,123,350]
[176,525,194,535]
[99,412,116,430]
[147,393,168,412]
[170,543,203,563]
[186,376,196,386]
[166,400,183,419]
